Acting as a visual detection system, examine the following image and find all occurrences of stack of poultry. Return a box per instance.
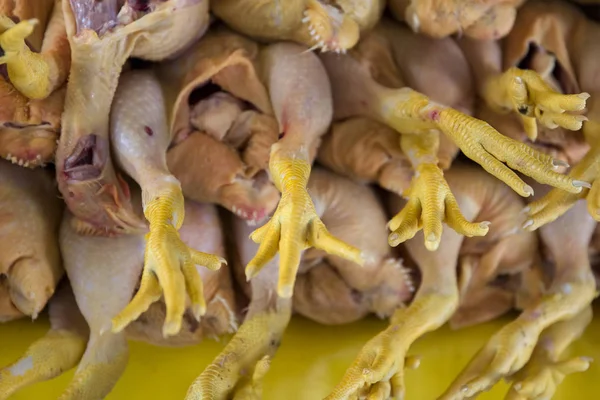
[0,0,598,399]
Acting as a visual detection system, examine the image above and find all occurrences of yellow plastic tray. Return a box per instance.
[1,311,599,399]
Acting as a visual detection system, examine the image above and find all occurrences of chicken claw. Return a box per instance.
[484,67,589,141]
[112,188,225,337]
[524,147,600,230]
[0,17,53,100]
[326,294,453,400]
[247,150,363,298]
[505,307,593,400]
[186,311,287,400]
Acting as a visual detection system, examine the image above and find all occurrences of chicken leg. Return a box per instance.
[56,0,210,235]
[108,70,224,338]
[440,194,597,400]
[0,0,69,100]
[505,306,593,400]
[0,284,88,400]
[186,217,292,400]
[246,42,362,299]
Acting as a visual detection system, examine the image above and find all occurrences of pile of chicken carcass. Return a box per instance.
[0,0,599,399]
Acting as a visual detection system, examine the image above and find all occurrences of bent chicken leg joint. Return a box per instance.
[1,0,599,399]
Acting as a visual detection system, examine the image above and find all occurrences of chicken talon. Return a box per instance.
[0,17,54,100]
[111,269,162,334]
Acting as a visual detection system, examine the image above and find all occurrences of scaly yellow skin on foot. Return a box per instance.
[0,17,52,100]
[326,292,458,400]
[186,310,290,400]
[506,307,593,400]
[484,67,589,141]
[246,149,363,298]
[0,330,86,400]
[524,145,600,231]
[380,89,586,201]
[388,131,489,251]
[439,279,597,400]
[112,186,225,337]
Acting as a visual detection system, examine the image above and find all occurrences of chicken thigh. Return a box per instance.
[211,0,385,53]
[0,198,235,399]
[326,162,538,400]
[0,160,62,322]
[0,0,70,167]
[320,18,581,251]
[187,167,411,400]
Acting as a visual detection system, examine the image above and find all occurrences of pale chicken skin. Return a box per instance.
[188,167,412,400]
[0,160,63,323]
[0,0,70,167]
[319,17,582,253]
[0,199,236,400]
[56,0,210,236]
[211,0,386,53]
[326,162,538,400]
[388,0,526,40]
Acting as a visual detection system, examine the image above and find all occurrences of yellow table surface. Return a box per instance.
[1,311,599,400]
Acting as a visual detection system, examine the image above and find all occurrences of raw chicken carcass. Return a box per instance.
[0,198,236,399]
[164,28,362,301]
[0,160,63,322]
[211,0,386,53]
[325,162,538,399]
[319,18,581,251]
[442,182,596,400]
[388,0,526,40]
[187,167,412,399]
[56,0,210,236]
[0,0,70,167]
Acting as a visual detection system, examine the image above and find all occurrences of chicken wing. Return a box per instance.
[0,0,69,167]
[0,160,62,322]
[188,167,411,399]
[441,184,597,400]
[56,0,210,236]
[388,0,526,40]
[108,69,224,338]
[0,198,235,399]
[326,162,538,399]
[320,18,579,251]
[211,0,385,53]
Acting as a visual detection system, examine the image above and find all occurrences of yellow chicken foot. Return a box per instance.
[186,307,291,400]
[0,17,54,99]
[483,67,589,141]
[388,131,489,251]
[112,186,225,337]
[505,306,593,400]
[246,146,363,298]
[440,200,597,400]
[524,145,600,231]
[378,88,587,197]
[326,232,459,400]
[0,286,87,400]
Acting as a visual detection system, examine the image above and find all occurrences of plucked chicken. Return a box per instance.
[319,17,583,252]
[0,0,69,167]
[442,183,596,400]
[325,161,539,399]
[0,198,235,400]
[211,0,386,53]
[187,167,412,400]
[388,0,526,40]
[163,27,362,301]
[0,160,63,322]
